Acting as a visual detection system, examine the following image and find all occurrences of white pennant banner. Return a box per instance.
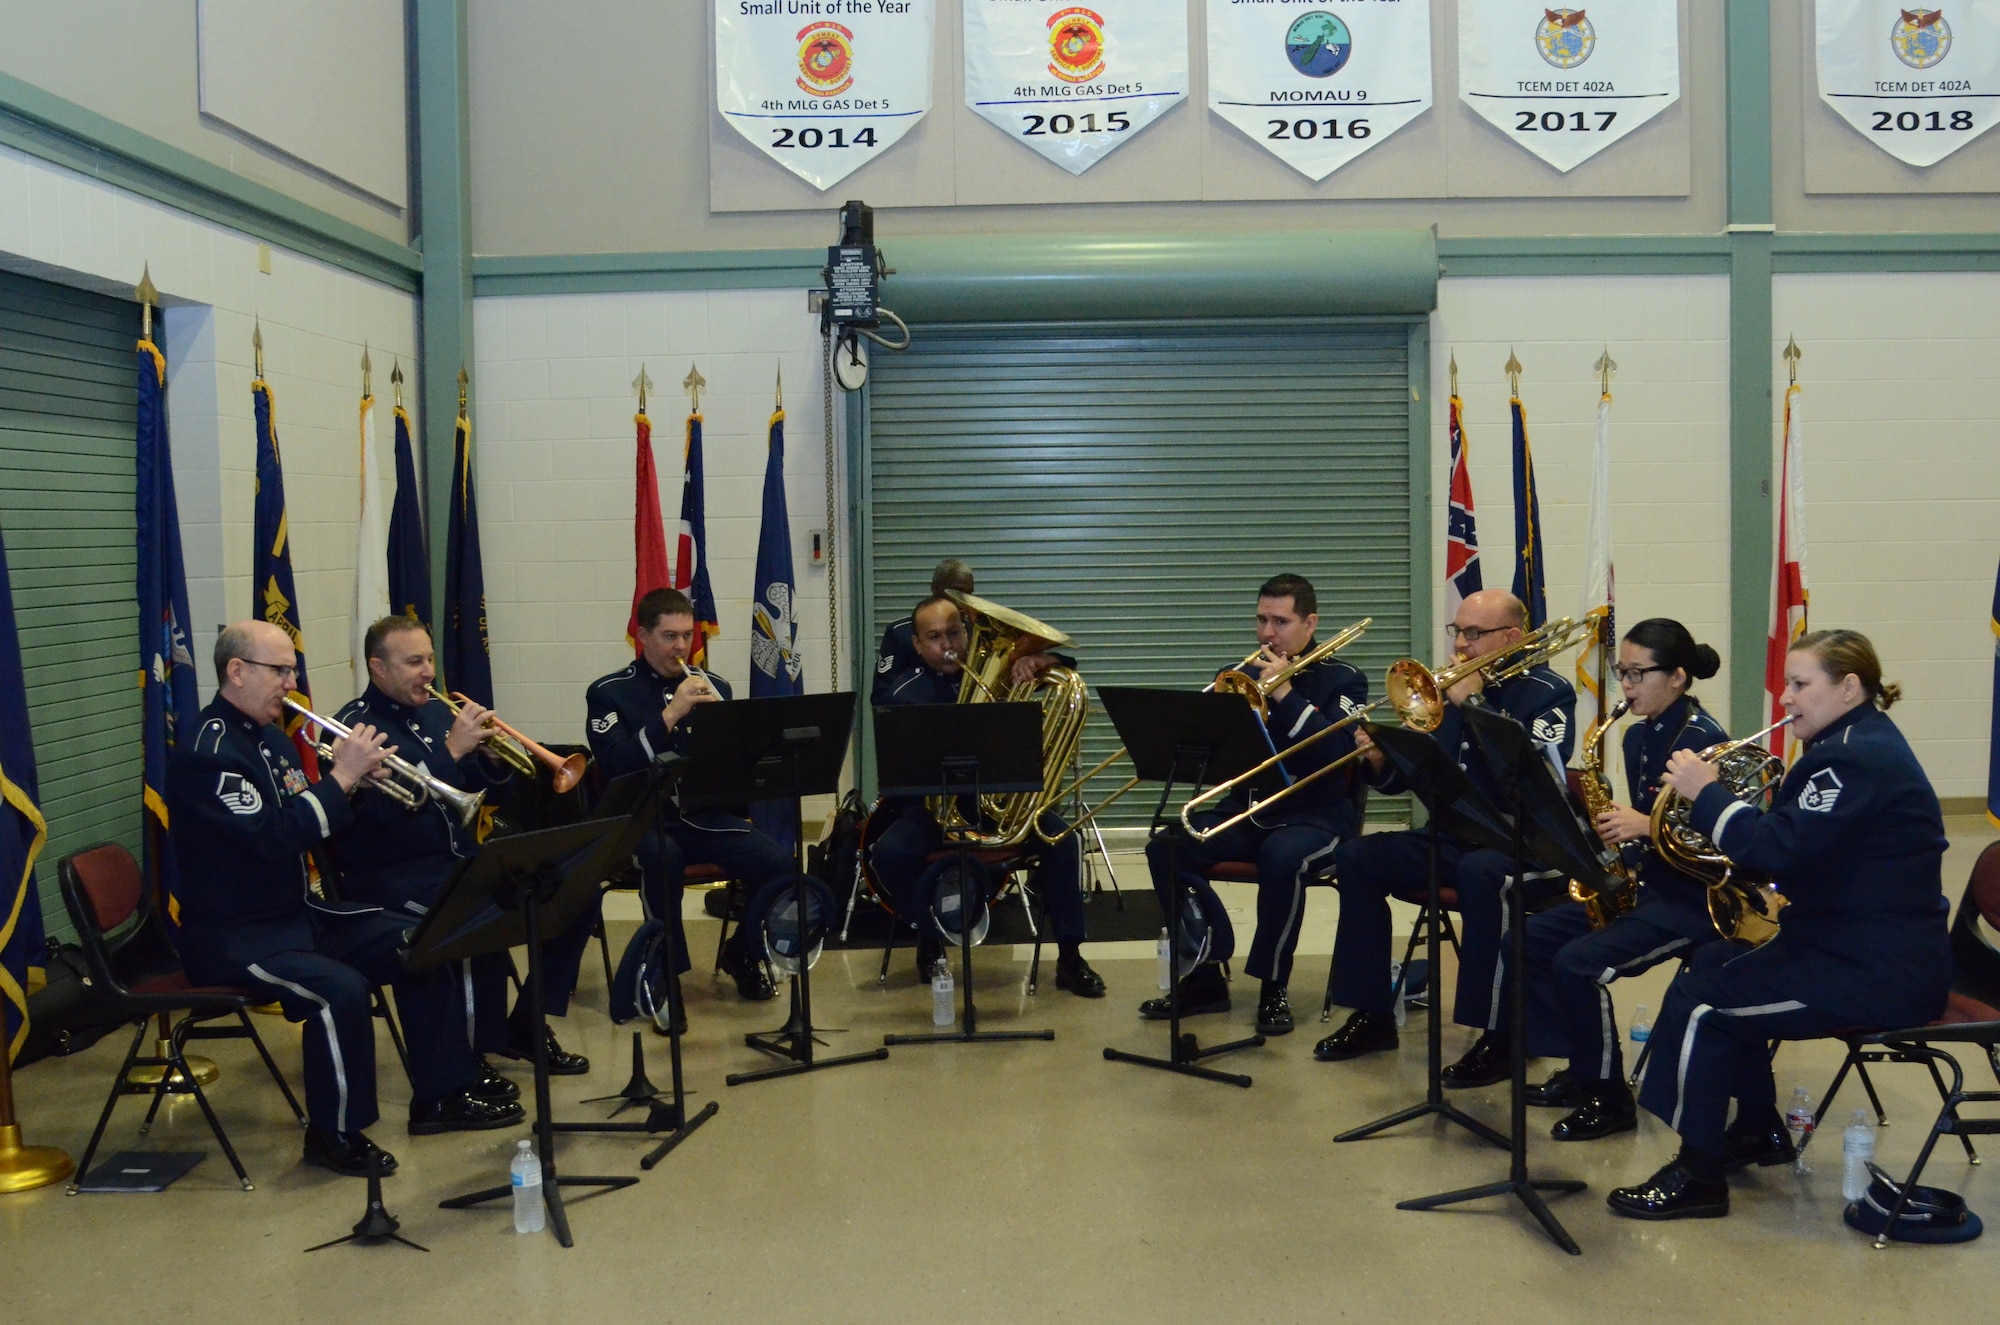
[963,0,1189,175]
[1458,3,1680,174]
[1206,0,1432,182]
[1817,1,2000,168]
[715,0,935,190]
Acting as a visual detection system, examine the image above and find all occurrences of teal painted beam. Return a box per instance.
[1726,2,1774,227]
[473,249,824,297]
[1439,235,1730,277]
[1773,233,2000,272]
[415,0,473,626]
[0,69,419,290]
[885,229,1438,323]
[846,383,876,797]
[1405,318,1433,673]
[1724,1,1774,733]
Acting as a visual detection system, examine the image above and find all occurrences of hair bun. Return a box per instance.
[1878,680,1903,710]
[1690,644,1722,681]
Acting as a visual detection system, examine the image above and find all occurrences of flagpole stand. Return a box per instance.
[0,1036,74,1193]
[125,1012,219,1090]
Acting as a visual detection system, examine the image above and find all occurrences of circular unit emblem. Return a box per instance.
[796,22,855,98]
[1284,12,1353,80]
[1890,10,1952,70]
[1535,8,1597,70]
[1048,7,1106,84]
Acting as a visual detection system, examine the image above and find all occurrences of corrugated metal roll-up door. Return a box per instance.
[0,270,144,941]
[863,321,1418,828]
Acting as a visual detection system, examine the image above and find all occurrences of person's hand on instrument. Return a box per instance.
[329,723,393,793]
[1444,655,1486,708]
[1009,651,1058,686]
[663,673,719,729]
[1352,724,1386,774]
[444,696,494,761]
[1257,645,1295,704]
[1594,805,1651,848]
[1662,748,1719,799]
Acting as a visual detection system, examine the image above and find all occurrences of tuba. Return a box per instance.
[928,590,1088,849]
[1648,716,1796,946]
[1568,699,1638,930]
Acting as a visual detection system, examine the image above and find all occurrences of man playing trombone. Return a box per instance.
[333,615,595,1078]
[168,621,523,1178]
[1141,573,1368,1037]
[1316,589,1576,1079]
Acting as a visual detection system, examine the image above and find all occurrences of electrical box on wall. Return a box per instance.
[808,529,827,567]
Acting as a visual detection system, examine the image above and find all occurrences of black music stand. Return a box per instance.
[680,693,886,1087]
[1097,686,1283,1087]
[875,701,1054,1047]
[417,818,627,1248]
[1395,703,1608,1256]
[303,1149,425,1254]
[1336,723,1512,1150]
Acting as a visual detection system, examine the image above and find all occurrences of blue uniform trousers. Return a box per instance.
[1145,810,1342,985]
[182,912,476,1135]
[637,808,827,975]
[869,803,1086,943]
[1522,891,1731,1078]
[1635,942,1853,1156]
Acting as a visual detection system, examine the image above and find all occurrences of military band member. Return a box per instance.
[169,621,521,1178]
[873,558,974,705]
[1610,630,1949,1220]
[871,595,1105,997]
[586,588,834,1019]
[1140,574,1367,1036]
[333,615,594,1078]
[1517,619,1733,1141]
[1316,589,1577,1078]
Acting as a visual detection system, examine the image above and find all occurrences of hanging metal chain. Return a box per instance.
[822,329,840,688]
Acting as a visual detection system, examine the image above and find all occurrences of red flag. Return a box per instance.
[1444,392,1483,623]
[627,409,673,653]
[1765,380,1808,755]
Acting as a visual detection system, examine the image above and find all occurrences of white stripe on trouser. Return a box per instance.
[1600,937,1691,981]
[1589,938,1692,1080]
[1488,871,1563,1031]
[1717,999,1807,1019]
[1669,1003,1712,1133]
[250,963,350,1134]
[462,962,477,1051]
[1267,837,1340,979]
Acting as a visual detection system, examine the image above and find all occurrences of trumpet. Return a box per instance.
[1036,618,1372,846]
[428,686,587,795]
[285,698,485,826]
[1180,615,1593,842]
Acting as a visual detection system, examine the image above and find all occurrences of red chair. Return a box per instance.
[58,843,304,1194]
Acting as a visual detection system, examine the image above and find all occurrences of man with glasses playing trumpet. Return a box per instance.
[1316,589,1577,1078]
[168,621,523,1179]
[332,614,595,1079]
[1142,573,1370,1038]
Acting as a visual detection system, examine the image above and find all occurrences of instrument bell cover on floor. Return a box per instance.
[1843,1168,1984,1244]
[763,890,825,975]
[926,860,993,947]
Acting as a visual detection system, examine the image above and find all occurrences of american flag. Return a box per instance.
[1445,392,1484,623]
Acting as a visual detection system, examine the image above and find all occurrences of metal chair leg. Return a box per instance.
[233,1007,306,1124]
[69,1021,149,1193]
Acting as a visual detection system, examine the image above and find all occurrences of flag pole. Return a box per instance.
[0,1035,73,1192]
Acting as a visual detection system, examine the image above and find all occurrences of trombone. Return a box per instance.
[428,686,588,794]
[1036,618,1372,846]
[1178,615,1594,842]
[285,698,485,826]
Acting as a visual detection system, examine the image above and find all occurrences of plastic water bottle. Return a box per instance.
[511,1139,544,1234]
[1157,928,1171,991]
[931,958,955,1026]
[1842,1109,1877,1201]
[1389,961,1408,1029]
[1785,1087,1816,1175]
[1628,1004,1652,1045]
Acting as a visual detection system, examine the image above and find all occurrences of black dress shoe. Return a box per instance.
[1722,1119,1799,1173]
[501,1025,591,1075]
[1526,1067,1587,1109]
[1550,1083,1638,1141]
[303,1128,397,1177]
[1255,984,1295,1036]
[1139,964,1230,1019]
[467,1058,522,1103]
[408,1090,526,1135]
[1054,952,1106,998]
[720,942,776,1001]
[1606,1161,1730,1220]
[1313,1010,1398,1062]
[1440,1032,1512,1089]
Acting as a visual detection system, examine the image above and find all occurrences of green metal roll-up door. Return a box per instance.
[0,269,143,942]
[860,320,1425,828]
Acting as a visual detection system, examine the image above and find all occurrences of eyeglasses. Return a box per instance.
[1443,624,1509,644]
[243,659,298,682]
[1612,665,1666,684]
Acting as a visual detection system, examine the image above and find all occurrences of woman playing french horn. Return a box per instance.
[1607,629,1950,1222]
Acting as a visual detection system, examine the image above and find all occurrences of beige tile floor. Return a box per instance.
[7,821,2000,1323]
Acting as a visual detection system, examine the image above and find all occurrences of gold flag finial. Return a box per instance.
[252,316,265,378]
[1448,350,1459,398]
[1594,347,1617,396]
[135,263,158,341]
[1504,349,1523,397]
[775,362,783,410]
[1784,336,1802,386]
[457,365,469,414]
[683,362,705,414]
[390,358,404,408]
[633,365,653,413]
[361,344,372,397]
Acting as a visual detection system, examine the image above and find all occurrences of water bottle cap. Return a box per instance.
[518,1139,532,1152]
[1852,1109,1869,1123]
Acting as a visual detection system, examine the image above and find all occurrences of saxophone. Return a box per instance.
[1568,699,1639,930]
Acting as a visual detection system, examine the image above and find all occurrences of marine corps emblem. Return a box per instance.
[1535,9,1595,71]
[1048,8,1106,84]
[1891,9,1952,70]
[797,22,856,98]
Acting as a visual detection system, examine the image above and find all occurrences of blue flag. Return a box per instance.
[138,339,200,932]
[673,411,721,666]
[1,518,49,1062]
[252,377,319,773]
[1989,557,2000,829]
[387,403,431,630]
[443,403,493,707]
[1509,394,1547,629]
[750,404,804,851]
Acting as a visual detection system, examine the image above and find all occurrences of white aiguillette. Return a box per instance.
[962,0,1189,175]
[714,0,936,191]
[1816,0,2000,168]
[1457,2,1681,174]
[1205,0,1433,182]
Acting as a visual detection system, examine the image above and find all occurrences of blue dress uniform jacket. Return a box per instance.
[1624,696,1731,909]
[871,617,919,706]
[1374,664,1579,809]
[586,657,731,782]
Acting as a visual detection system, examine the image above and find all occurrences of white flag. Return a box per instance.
[353,392,390,690]
[1575,389,1615,711]
[1817,0,2000,168]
